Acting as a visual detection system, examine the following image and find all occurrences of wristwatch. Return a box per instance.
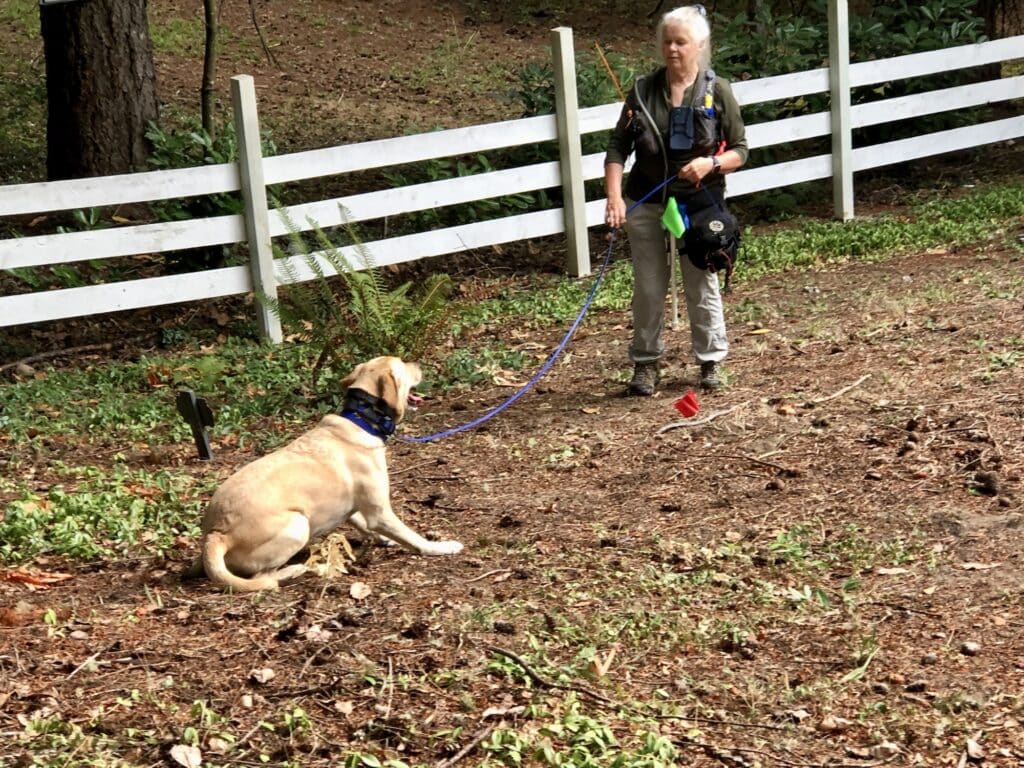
[710,155,721,174]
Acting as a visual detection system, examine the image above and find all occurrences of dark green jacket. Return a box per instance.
[605,66,748,208]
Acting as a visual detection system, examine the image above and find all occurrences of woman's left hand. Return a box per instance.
[677,156,717,185]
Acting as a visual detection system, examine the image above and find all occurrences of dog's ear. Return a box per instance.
[340,363,363,390]
[377,369,401,416]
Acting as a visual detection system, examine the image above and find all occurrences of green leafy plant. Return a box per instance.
[266,212,456,387]
[739,184,1024,282]
[6,208,128,291]
[146,115,278,271]
[513,48,643,118]
[0,466,202,564]
[381,154,543,235]
[146,116,269,221]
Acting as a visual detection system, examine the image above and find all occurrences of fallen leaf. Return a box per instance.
[170,744,202,768]
[1,569,73,590]
[587,644,619,678]
[960,562,1001,571]
[966,738,984,760]
[350,582,372,600]
[207,737,231,755]
[818,715,853,732]
[876,567,909,575]
[335,700,354,715]
[871,740,900,759]
[304,624,333,642]
[0,601,45,626]
[308,531,353,578]
[493,374,526,387]
[747,328,772,335]
[481,705,526,720]
[249,667,275,684]
[581,406,601,414]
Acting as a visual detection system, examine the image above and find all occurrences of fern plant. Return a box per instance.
[263,210,455,388]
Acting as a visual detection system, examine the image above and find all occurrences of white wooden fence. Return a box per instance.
[1,17,1022,342]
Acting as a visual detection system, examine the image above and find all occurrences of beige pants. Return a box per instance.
[625,198,728,365]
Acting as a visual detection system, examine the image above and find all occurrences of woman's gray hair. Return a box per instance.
[657,5,712,70]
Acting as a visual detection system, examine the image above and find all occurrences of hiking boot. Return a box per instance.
[700,360,723,391]
[628,362,660,396]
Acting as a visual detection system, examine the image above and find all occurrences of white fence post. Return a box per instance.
[828,0,854,220]
[551,26,590,277]
[231,74,283,343]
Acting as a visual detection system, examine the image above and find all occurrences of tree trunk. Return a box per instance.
[201,0,218,139]
[41,0,159,180]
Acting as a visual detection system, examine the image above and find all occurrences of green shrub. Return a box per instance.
[145,116,279,271]
[267,214,457,388]
[381,154,544,234]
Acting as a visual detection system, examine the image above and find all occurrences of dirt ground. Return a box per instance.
[2,1,1024,766]
[2,241,1023,766]
[147,0,655,151]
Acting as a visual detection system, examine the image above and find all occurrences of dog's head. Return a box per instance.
[340,356,423,422]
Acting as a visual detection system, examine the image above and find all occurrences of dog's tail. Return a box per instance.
[202,533,282,592]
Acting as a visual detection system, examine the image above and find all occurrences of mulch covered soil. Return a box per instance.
[2,244,1023,766]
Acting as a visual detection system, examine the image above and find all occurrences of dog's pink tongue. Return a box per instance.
[408,392,423,407]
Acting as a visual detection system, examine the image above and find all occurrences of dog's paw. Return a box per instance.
[424,540,464,556]
[276,564,308,583]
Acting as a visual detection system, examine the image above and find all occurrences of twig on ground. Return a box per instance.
[0,335,152,374]
[864,600,941,618]
[466,569,513,584]
[680,451,794,474]
[247,0,279,66]
[982,415,1007,458]
[262,676,358,700]
[486,646,612,704]
[298,644,333,678]
[810,374,871,404]
[679,737,830,768]
[653,713,786,731]
[66,652,103,680]
[657,405,740,435]
[435,724,495,768]
[384,656,395,720]
[66,642,119,680]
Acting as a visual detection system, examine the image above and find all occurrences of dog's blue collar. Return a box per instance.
[339,387,397,441]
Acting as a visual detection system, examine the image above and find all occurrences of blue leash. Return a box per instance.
[397,175,679,444]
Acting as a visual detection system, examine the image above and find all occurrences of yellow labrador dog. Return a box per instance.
[187,356,463,591]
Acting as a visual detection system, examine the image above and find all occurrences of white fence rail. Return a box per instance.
[1,20,1022,340]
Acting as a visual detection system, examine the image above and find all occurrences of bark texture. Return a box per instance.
[41,0,159,180]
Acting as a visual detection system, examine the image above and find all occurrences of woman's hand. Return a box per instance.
[677,155,717,185]
[604,162,627,229]
[605,196,627,230]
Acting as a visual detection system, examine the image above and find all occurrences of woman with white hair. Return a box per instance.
[605,4,748,396]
